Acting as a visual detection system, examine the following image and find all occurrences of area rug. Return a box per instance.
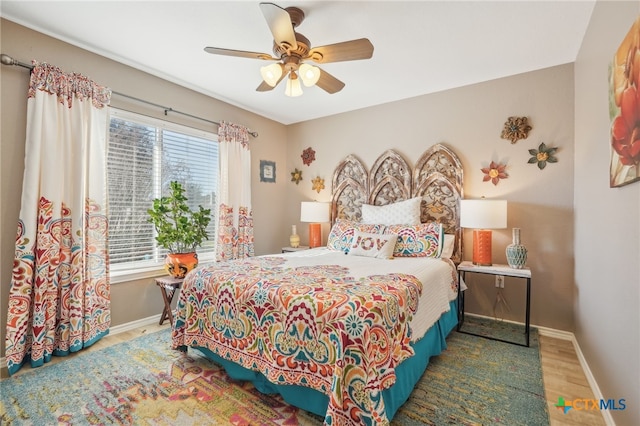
[393,316,549,425]
[0,317,549,425]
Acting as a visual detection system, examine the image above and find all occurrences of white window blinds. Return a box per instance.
[107,109,218,272]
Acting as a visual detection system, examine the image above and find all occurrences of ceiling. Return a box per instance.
[1,1,595,125]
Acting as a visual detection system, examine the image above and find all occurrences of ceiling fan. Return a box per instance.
[204,2,374,97]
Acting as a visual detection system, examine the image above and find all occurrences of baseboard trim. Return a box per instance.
[567,334,615,426]
[109,314,162,335]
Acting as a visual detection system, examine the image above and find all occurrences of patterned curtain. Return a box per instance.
[5,62,112,375]
[216,121,254,260]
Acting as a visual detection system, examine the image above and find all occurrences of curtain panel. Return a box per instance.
[5,62,112,375]
[216,121,254,261]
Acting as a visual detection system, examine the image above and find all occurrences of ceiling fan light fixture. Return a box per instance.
[299,63,320,87]
[260,63,283,87]
[285,72,303,97]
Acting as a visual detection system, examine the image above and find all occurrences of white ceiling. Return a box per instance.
[1,1,595,125]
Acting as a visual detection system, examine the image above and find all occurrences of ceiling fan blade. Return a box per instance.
[204,46,277,61]
[256,72,287,92]
[307,38,374,63]
[259,2,297,50]
[315,68,345,94]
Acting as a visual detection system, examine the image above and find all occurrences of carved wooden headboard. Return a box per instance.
[331,144,464,263]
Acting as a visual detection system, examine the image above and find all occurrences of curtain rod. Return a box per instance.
[1,53,258,138]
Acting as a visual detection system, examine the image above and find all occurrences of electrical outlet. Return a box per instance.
[496,275,505,288]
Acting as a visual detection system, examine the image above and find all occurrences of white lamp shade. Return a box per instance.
[300,201,330,223]
[260,63,283,87]
[285,74,303,97]
[299,63,321,87]
[460,199,507,229]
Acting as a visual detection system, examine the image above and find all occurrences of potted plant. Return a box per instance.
[147,181,212,278]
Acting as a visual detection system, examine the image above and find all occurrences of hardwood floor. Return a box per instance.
[2,325,607,425]
[539,334,606,425]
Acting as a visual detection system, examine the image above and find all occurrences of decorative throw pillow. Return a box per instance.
[326,219,386,253]
[385,222,444,258]
[440,234,456,259]
[347,230,396,259]
[361,197,422,225]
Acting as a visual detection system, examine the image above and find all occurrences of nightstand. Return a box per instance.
[281,246,310,253]
[457,261,531,347]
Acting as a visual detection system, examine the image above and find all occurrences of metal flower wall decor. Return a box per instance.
[528,142,558,170]
[301,147,316,166]
[501,116,532,144]
[311,176,325,193]
[481,161,508,185]
[291,168,303,184]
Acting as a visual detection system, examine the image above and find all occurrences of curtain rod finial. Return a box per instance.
[1,53,16,66]
[1,54,32,69]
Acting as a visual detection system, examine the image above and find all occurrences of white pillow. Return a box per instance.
[347,230,396,259]
[361,197,422,225]
[440,234,455,259]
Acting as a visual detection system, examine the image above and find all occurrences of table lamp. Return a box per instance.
[301,201,330,248]
[460,199,507,266]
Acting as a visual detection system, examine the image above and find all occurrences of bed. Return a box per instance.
[172,144,464,425]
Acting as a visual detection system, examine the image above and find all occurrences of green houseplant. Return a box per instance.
[147,181,212,278]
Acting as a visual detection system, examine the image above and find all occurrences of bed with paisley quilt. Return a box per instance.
[172,144,464,425]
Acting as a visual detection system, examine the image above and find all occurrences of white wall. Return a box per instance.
[574,2,640,424]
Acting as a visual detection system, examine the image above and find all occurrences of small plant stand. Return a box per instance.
[155,276,184,326]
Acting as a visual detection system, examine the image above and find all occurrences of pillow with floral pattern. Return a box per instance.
[385,222,444,258]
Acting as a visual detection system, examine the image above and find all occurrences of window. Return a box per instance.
[107,109,218,276]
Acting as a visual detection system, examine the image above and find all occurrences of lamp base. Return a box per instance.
[472,229,493,266]
[308,223,322,248]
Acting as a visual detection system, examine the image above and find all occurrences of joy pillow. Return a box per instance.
[326,219,386,253]
[347,230,396,259]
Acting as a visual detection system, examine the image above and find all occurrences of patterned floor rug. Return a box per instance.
[0,317,549,425]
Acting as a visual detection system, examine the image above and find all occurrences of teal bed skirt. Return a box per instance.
[193,300,458,421]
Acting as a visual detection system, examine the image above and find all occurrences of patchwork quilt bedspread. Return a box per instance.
[172,254,450,425]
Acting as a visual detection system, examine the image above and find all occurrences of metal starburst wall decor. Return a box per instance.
[481,161,508,185]
[301,147,316,166]
[501,116,532,144]
[528,142,558,170]
[311,176,325,193]
[291,168,303,184]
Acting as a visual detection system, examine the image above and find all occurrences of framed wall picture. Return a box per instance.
[260,160,276,183]
[609,17,640,187]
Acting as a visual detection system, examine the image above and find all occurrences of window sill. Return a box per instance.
[109,256,217,284]
[110,266,166,284]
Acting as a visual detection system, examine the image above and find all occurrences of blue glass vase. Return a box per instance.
[506,228,527,269]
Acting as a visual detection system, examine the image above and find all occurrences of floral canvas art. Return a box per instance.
[609,16,640,187]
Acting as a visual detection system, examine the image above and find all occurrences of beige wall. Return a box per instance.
[0,19,289,357]
[574,2,639,424]
[287,64,576,332]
